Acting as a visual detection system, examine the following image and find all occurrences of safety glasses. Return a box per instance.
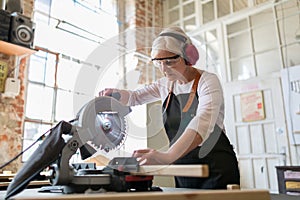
[151,55,181,68]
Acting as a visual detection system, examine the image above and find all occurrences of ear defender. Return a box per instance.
[159,32,199,65]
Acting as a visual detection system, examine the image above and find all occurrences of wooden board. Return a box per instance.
[134,165,209,177]
[0,173,15,180]
[3,189,271,200]
[85,155,208,177]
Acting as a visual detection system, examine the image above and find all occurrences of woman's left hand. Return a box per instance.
[132,149,171,165]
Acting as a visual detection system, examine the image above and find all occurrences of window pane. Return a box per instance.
[25,83,54,120]
[255,50,281,75]
[57,59,81,91]
[227,19,248,35]
[28,52,56,86]
[207,41,219,61]
[184,17,196,31]
[252,23,277,52]
[203,1,214,24]
[282,44,300,67]
[167,0,179,9]
[275,0,298,19]
[193,33,205,44]
[22,122,51,161]
[35,0,51,13]
[28,53,47,83]
[233,0,247,12]
[278,15,300,45]
[205,30,217,42]
[250,9,273,27]
[169,9,180,23]
[228,32,252,58]
[217,0,230,18]
[55,89,76,122]
[183,2,195,17]
[231,57,255,80]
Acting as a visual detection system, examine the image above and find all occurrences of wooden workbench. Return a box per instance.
[0,188,270,200]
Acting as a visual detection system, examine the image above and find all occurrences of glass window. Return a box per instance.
[255,50,281,75]
[203,1,214,24]
[28,52,56,86]
[205,30,217,42]
[168,0,179,9]
[23,0,118,161]
[278,15,300,45]
[193,28,221,78]
[217,0,230,18]
[56,59,81,91]
[55,89,76,122]
[231,57,255,80]
[228,32,252,58]
[227,19,248,35]
[233,0,247,12]
[282,44,300,67]
[184,17,196,31]
[250,9,273,27]
[183,2,195,17]
[25,84,54,121]
[252,23,277,52]
[169,9,180,23]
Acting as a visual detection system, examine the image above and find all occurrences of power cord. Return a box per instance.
[0,129,50,171]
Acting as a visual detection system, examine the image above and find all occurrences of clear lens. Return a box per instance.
[152,56,180,68]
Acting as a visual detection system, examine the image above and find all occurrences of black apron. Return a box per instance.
[162,75,240,189]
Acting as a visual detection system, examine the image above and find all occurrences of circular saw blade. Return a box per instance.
[91,112,127,152]
[75,96,131,154]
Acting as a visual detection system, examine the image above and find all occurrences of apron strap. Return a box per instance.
[164,70,201,113]
[163,82,174,113]
[182,71,201,112]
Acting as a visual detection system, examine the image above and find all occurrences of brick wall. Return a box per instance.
[0,0,34,173]
[126,0,164,84]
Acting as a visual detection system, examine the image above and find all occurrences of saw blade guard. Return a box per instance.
[75,96,131,153]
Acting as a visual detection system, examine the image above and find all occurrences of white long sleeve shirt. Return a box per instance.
[125,70,224,143]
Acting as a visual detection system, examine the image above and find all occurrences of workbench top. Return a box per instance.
[0,188,271,200]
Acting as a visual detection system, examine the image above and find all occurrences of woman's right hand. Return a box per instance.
[98,88,118,97]
[99,88,128,105]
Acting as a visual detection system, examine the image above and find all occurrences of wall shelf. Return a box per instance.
[0,40,36,56]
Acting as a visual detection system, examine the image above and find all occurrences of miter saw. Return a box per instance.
[5,95,158,200]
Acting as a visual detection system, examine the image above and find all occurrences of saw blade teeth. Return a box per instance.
[90,117,127,152]
[76,96,130,154]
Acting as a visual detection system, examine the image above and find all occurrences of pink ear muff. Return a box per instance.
[185,44,199,65]
[159,32,200,65]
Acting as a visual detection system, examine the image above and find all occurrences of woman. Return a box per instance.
[99,27,240,189]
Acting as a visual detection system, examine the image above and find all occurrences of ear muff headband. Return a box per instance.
[159,32,187,43]
[159,32,199,65]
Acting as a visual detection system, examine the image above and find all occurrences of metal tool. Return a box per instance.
[45,95,160,194]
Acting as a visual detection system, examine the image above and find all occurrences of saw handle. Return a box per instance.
[108,92,121,100]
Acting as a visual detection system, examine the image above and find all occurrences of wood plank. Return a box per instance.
[8,189,271,200]
[133,165,209,177]
[0,173,15,180]
[85,155,209,177]
[0,40,36,56]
